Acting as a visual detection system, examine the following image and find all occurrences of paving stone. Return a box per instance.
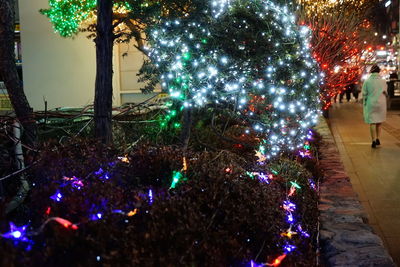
[327,246,395,267]
[315,119,395,267]
[340,230,383,245]
[320,213,363,224]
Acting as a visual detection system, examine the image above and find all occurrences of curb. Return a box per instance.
[315,119,396,267]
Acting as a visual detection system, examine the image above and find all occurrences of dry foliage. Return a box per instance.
[0,138,319,266]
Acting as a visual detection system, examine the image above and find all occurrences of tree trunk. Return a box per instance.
[181,108,192,152]
[94,0,114,144]
[0,0,37,148]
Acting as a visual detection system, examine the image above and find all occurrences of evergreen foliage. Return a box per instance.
[146,0,321,158]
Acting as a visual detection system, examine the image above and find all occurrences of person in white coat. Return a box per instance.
[362,65,388,148]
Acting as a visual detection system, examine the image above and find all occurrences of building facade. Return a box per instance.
[18,0,155,111]
[383,0,400,70]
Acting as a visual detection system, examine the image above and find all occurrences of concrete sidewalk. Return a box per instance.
[328,101,400,265]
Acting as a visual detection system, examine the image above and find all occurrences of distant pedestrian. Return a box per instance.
[387,71,398,98]
[352,82,360,102]
[362,65,388,148]
[390,71,398,80]
[339,85,352,102]
[339,89,344,103]
[345,84,352,102]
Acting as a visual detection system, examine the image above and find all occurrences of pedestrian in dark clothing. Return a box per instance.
[387,72,398,98]
[340,85,352,102]
[351,83,360,102]
[345,84,352,102]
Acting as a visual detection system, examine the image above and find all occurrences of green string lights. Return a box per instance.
[41,0,133,37]
[170,171,184,189]
[40,0,97,37]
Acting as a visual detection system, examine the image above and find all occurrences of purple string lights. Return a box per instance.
[0,155,137,254]
[90,213,103,221]
[283,243,296,253]
[63,176,84,190]
[249,140,317,266]
[94,167,111,180]
[246,172,272,184]
[50,190,63,202]
[2,223,29,242]
[148,189,153,205]
[2,135,318,266]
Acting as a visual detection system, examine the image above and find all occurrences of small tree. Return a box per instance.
[41,0,129,143]
[41,0,188,143]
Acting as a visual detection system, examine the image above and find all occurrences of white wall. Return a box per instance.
[116,42,162,104]
[118,42,147,92]
[19,0,97,110]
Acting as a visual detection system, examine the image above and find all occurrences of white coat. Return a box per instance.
[362,73,387,124]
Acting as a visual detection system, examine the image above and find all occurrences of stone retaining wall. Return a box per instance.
[315,119,395,267]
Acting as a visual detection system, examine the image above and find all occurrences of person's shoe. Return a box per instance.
[376,139,380,145]
[371,141,377,148]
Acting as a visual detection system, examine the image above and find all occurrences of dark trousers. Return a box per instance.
[388,82,395,98]
[340,90,351,102]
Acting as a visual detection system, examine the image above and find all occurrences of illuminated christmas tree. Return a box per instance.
[40,0,98,37]
[146,0,321,158]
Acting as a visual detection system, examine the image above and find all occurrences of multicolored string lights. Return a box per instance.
[247,130,317,266]
[1,139,318,265]
[9,0,324,265]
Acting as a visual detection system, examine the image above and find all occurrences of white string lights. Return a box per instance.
[147,0,321,159]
